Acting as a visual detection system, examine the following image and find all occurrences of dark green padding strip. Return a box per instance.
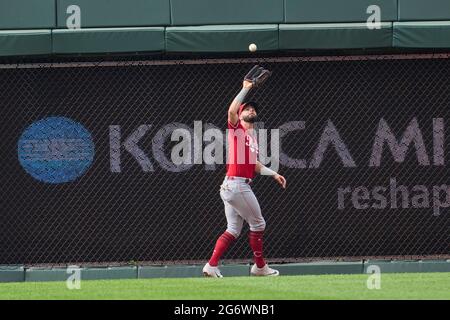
[138,264,249,278]
[279,23,392,49]
[26,268,69,282]
[364,260,450,273]
[220,264,250,277]
[138,266,168,279]
[141,265,203,278]
[0,266,25,283]
[398,0,450,21]
[0,30,52,56]
[170,0,283,25]
[25,267,138,282]
[57,0,170,28]
[81,267,137,280]
[0,0,55,29]
[2,260,449,283]
[166,25,278,52]
[52,27,165,54]
[393,21,450,48]
[285,0,397,23]
[271,261,363,275]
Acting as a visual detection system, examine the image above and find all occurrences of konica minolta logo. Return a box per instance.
[17,116,95,184]
[16,116,450,216]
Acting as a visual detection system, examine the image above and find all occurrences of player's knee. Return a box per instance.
[250,219,266,232]
[226,227,241,238]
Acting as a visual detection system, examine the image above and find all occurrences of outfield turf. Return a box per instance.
[0,273,449,300]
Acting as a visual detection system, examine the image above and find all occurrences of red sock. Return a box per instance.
[249,231,266,268]
[208,231,236,266]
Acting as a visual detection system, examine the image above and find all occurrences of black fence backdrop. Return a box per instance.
[1,54,449,266]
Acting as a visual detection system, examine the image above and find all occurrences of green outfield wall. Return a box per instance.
[1,0,450,56]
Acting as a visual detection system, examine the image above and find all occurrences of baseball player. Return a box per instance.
[203,66,287,277]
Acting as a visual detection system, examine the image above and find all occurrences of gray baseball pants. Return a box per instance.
[220,176,266,238]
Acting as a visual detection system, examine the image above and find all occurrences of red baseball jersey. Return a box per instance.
[226,120,259,179]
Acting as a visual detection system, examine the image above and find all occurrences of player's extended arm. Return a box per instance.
[256,161,287,189]
[228,81,253,126]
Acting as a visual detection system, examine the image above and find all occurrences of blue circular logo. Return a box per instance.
[18,117,95,184]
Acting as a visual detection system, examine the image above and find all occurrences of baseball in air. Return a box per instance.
[249,43,257,52]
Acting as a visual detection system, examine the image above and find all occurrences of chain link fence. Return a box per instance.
[1,53,449,267]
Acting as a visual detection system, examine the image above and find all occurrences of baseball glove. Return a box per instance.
[244,65,272,88]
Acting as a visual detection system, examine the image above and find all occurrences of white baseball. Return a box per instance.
[249,43,257,52]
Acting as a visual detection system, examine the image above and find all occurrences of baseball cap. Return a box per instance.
[238,101,259,116]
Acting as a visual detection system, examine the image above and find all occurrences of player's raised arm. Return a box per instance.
[228,80,253,126]
[229,65,272,126]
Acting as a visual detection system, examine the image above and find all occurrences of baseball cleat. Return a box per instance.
[202,263,223,278]
[251,264,280,276]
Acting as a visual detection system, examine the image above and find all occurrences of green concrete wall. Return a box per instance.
[285,0,397,23]
[56,0,170,28]
[2,0,450,56]
[398,0,450,21]
[170,0,284,25]
[0,0,55,29]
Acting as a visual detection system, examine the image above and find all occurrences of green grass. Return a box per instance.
[0,273,449,300]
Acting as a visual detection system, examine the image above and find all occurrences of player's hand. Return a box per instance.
[274,174,286,189]
[243,80,253,89]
